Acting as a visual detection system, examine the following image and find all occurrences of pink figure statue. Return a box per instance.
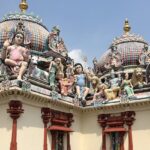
[2,32,29,80]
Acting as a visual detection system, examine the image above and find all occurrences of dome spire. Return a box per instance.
[19,0,28,13]
[123,18,131,34]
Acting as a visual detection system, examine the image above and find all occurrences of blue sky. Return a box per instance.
[0,0,150,66]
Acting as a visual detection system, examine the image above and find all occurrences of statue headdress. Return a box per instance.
[8,20,31,46]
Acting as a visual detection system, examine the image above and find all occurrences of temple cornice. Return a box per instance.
[0,87,150,114]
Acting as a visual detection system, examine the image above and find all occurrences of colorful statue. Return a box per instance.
[57,57,74,96]
[90,76,107,104]
[131,68,145,88]
[57,38,68,56]
[104,70,121,100]
[30,55,49,81]
[74,63,89,106]
[1,22,29,81]
[59,77,74,96]
[48,26,60,52]
[139,44,149,65]
[105,45,122,69]
[139,44,150,83]
[55,58,64,80]
[48,57,64,90]
[65,57,74,79]
[48,58,57,89]
[121,73,135,98]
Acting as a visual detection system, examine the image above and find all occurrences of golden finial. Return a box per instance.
[123,18,131,34]
[19,0,28,13]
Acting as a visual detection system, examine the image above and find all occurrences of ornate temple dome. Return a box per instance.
[0,1,49,53]
[98,19,148,70]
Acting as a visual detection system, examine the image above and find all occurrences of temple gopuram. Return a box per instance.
[0,1,150,150]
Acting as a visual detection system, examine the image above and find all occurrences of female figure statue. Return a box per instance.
[121,73,135,98]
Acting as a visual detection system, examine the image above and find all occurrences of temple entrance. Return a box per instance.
[55,131,64,150]
[109,132,122,150]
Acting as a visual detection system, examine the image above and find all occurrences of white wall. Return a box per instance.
[1,100,150,150]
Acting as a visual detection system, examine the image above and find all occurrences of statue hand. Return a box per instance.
[3,40,10,49]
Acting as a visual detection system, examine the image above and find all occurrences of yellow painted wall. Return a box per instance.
[1,100,150,150]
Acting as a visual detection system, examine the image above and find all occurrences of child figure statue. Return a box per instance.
[74,63,89,106]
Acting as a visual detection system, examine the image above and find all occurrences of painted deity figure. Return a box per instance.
[48,26,60,52]
[74,63,89,106]
[48,58,57,89]
[139,44,149,65]
[55,58,64,80]
[105,45,122,69]
[121,73,135,98]
[57,38,68,56]
[104,70,121,100]
[1,32,29,80]
[58,58,74,96]
[91,76,107,104]
[139,44,150,83]
[48,57,64,90]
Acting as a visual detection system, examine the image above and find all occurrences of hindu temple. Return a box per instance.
[0,0,150,150]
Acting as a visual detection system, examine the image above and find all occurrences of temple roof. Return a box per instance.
[97,19,148,70]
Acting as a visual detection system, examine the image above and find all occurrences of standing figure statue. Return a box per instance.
[48,57,64,90]
[139,44,150,83]
[55,58,64,80]
[65,57,74,79]
[139,44,149,66]
[74,63,89,106]
[57,38,68,57]
[105,44,122,69]
[1,23,29,81]
[48,26,60,52]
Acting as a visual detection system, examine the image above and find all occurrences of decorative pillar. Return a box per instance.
[102,126,106,150]
[7,100,24,150]
[67,132,71,150]
[124,111,135,150]
[120,132,125,150]
[98,114,108,150]
[41,108,51,150]
[51,131,56,150]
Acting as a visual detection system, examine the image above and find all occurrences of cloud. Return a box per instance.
[68,49,88,69]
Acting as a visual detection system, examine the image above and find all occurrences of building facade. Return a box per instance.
[0,1,150,150]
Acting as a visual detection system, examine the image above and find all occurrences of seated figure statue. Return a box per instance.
[104,70,121,100]
[1,29,29,80]
[74,63,90,106]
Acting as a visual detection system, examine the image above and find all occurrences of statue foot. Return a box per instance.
[17,77,23,81]
[81,99,86,107]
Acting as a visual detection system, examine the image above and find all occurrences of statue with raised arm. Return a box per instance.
[1,21,29,80]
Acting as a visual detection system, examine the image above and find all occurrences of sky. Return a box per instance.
[0,0,150,66]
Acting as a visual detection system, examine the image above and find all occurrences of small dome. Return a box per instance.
[0,12,49,52]
[97,19,148,71]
